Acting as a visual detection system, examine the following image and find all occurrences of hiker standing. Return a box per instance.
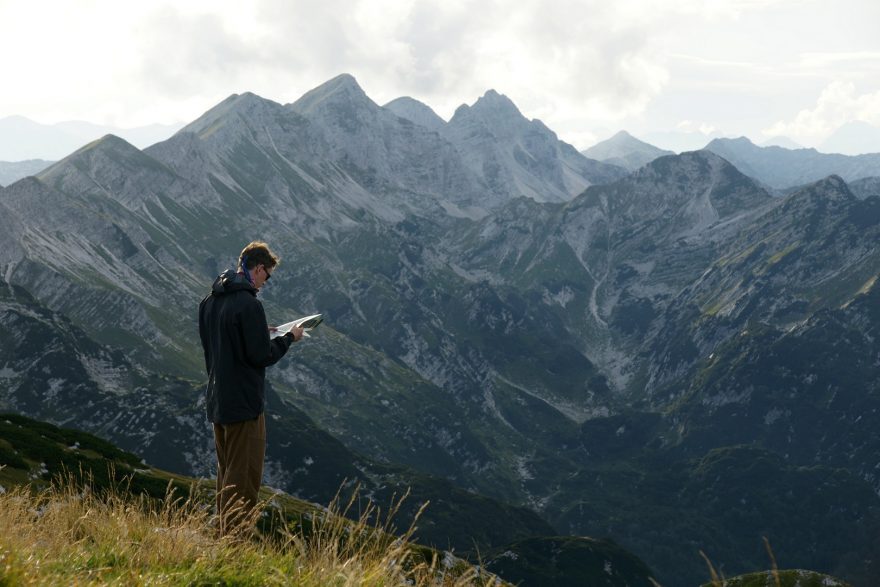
[198,241,303,536]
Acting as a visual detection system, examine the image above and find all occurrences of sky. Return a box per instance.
[2,0,880,152]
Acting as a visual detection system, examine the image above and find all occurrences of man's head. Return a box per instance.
[238,241,280,291]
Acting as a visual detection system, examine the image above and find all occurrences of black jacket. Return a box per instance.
[198,269,293,424]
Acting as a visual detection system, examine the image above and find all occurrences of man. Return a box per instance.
[198,241,303,536]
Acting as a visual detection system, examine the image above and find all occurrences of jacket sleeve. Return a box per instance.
[239,298,293,368]
[198,295,212,375]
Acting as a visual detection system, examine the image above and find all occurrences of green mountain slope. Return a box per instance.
[0,277,559,555]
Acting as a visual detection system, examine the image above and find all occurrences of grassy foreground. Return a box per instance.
[0,472,501,586]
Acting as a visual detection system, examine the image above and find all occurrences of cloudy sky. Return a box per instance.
[2,0,879,152]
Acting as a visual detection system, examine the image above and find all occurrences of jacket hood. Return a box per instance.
[211,269,257,296]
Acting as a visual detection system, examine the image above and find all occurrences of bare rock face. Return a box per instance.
[287,74,488,217]
[383,96,446,132]
[443,89,626,206]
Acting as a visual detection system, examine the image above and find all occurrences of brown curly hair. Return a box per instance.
[238,241,280,271]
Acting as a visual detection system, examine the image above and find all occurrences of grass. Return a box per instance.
[0,468,503,586]
[699,538,851,587]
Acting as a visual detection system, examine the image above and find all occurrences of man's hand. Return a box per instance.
[288,325,305,342]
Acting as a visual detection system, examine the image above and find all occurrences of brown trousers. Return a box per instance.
[213,412,266,536]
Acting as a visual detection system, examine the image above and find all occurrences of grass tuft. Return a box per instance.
[0,468,500,586]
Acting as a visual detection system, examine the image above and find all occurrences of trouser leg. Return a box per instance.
[213,424,228,524]
[213,413,266,536]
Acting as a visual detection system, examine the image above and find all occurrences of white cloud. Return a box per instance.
[762,81,880,144]
[0,0,678,130]
[0,0,875,154]
[798,51,880,70]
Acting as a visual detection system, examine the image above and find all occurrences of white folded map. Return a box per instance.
[269,314,323,339]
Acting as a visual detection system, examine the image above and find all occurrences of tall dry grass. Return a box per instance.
[0,471,501,586]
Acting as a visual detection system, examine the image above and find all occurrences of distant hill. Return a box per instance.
[581,130,673,171]
[0,159,54,186]
[704,136,880,188]
[849,176,880,199]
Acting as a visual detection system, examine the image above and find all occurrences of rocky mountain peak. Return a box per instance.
[40,134,147,177]
[177,91,288,138]
[446,90,545,151]
[473,89,521,114]
[34,132,179,212]
[639,148,723,175]
[451,89,524,126]
[817,174,850,191]
[383,96,446,132]
[791,174,856,205]
[600,149,772,226]
[289,73,375,116]
[442,89,626,204]
[582,131,673,171]
[83,133,139,152]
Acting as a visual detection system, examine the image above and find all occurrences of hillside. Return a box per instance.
[0,414,496,586]
[0,413,660,587]
[0,277,560,557]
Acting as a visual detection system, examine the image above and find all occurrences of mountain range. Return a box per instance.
[1,73,878,586]
[704,136,880,190]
